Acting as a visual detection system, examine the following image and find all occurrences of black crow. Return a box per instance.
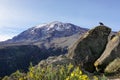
[99,22,104,25]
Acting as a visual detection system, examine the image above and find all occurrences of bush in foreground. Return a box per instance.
[2,63,107,80]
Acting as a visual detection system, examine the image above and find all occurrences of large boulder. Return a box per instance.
[67,25,111,72]
[94,31,120,74]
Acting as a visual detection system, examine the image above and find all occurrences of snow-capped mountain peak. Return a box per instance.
[34,21,72,31]
[35,21,62,28]
[9,21,88,42]
[35,23,48,28]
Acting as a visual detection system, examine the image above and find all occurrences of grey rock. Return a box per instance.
[94,31,120,74]
[38,55,75,67]
[67,25,111,72]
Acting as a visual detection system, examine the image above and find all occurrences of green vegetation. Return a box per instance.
[0,45,67,77]
[2,63,108,80]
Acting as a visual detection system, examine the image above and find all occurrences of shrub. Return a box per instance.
[2,63,107,80]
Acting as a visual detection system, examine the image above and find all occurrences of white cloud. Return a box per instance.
[0,34,14,41]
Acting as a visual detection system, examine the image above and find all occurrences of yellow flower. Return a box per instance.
[29,72,33,78]
[42,69,44,72]
[79,70,82,75]
[93,76,99,80]
[68,63,73,69]
[79,75,82,79]
[71,73,74,77]
[66,77,70,80]
[19,78,23,80]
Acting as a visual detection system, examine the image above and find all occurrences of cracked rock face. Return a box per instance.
[94,31,120,74]
[67,25,111,72]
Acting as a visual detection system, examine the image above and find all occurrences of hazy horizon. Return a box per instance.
[0,0,120,41]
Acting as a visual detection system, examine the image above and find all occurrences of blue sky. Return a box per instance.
[0,0,120,41]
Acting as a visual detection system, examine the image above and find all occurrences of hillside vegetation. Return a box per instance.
[2,63,107,80]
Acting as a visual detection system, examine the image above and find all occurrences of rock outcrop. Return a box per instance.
[94,31,120,74]
[38,55,75,67]
[67,25,111,72]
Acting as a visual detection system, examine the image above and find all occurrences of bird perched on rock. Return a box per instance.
[99,22,104,25]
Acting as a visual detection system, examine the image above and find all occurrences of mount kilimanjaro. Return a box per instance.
[9,21,86,42]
